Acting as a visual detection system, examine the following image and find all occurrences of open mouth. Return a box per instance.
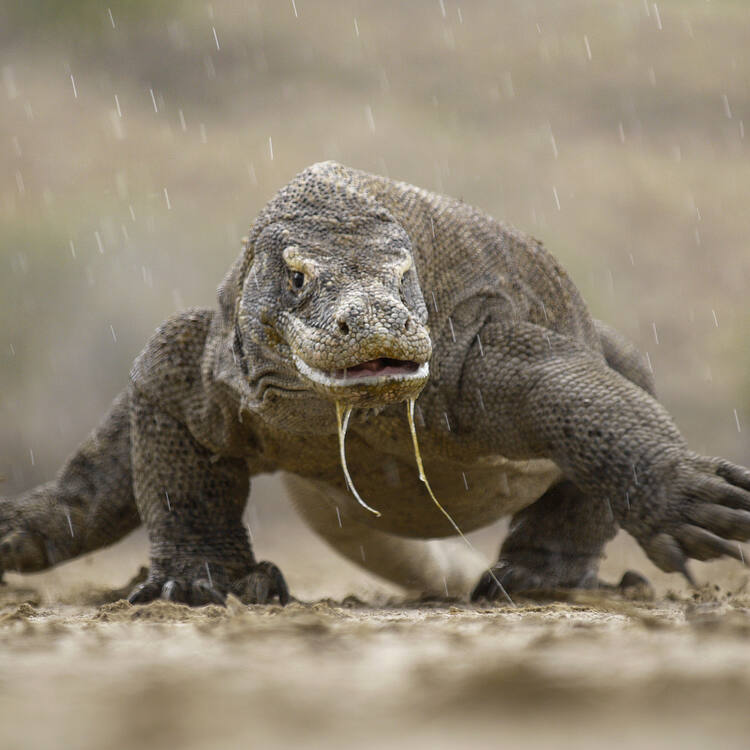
[293,354,429,388]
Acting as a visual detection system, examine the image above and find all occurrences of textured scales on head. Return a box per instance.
[222,161,432,431]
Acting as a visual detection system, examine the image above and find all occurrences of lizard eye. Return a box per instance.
[290,271,306,291]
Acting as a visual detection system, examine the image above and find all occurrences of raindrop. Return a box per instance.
[149,88,158,113]
[95,231,104,254]
[443,412,451,431]
[722,94,732,119]
[360,544,366,561]
[114,94,122,118]
[110,325,117,343]
[447,317,456,342]
[179,109,187,131]
[476,333,484,357]
[353,18,359,37]
[336,506,342,528]
[64,507,75,537]
[552,186,561,211]
[108,8,116,28]
[164,187,171,210]
[712,309,719,328]
[365,105,375,133]
[29,449,34,466]
[165,491,172,511]
[205,561,213,587]
[651,322,659,345]
[477,388,486,412]
[734,409,742,433]
[70,74,78,99]
[212,26,220,51]
[268,136,274,160]
[652,3,662,30]
[583,35,592,60]
[461,472,469,490]
[291,0,298,18]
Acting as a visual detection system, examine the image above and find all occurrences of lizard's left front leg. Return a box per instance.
[127,389,288,606]
[458,321,750,597]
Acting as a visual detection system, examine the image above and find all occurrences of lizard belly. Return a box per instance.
[286,454,562,539]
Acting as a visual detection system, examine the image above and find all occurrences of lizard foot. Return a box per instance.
[127,560,290,607]
[470,560,651,602]
[632,453,750,583]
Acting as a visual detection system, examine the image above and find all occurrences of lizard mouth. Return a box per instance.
[293,355,429,388]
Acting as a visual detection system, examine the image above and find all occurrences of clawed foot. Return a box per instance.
[471,559,652,602]
[635,454,750,583]
[127,560,290,607]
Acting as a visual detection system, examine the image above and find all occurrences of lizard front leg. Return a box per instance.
[458,321,750,596]
[127,388,288,606]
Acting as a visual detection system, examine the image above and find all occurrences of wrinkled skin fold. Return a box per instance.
[1,161,750,606]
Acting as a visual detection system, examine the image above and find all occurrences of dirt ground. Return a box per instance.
[3,492,750,750]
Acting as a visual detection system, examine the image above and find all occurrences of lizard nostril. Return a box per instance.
[338,319,350,335]
[404,318,411,332]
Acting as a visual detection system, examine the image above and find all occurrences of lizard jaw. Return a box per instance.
[293,354,429,389]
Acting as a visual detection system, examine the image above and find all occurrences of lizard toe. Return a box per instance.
[0,530,49,573]
[127,580,163,605]
[232,561,290,605]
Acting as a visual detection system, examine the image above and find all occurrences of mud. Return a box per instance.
[2,550,750,750]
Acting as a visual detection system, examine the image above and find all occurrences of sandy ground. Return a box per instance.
[3,490,750,750]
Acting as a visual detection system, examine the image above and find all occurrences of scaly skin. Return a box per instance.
[2,161,750,606]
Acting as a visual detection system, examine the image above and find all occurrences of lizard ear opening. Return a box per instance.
[218,236,253,328]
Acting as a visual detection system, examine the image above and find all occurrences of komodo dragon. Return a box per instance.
[2,161,750,606]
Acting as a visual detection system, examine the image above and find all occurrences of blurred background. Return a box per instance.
[1,0,749,597]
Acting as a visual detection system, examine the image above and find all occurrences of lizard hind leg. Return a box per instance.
[471,479,648,600]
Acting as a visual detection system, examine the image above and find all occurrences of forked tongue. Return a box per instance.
[335,402,381,517]
[406,398,515,606]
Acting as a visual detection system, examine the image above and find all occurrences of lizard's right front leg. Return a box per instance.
[127,389,289,606]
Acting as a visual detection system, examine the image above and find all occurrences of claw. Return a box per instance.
[162,579,189,603]
[191,579,226,606]
[686,504,750,541]
[127,580,161,605]
[234,561,290,605]
[716,461,750,492]
[676,524,747,564]
[646,533,696,585]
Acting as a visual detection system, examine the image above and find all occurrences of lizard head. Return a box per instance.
[233,214,431,412]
